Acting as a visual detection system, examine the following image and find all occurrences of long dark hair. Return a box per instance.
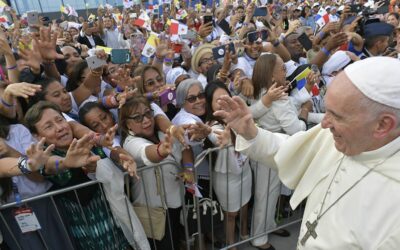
[66,60,88,92]
[203,80,236,165]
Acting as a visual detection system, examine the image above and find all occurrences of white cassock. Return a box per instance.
[236,124,400,249]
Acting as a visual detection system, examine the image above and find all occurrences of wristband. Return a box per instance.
[156,143,167,159]
[116,86,124,93]
[321,47,331,57]
[155,55,164,63]
[55,159,60,173]
[6,65,17,70]
[164,58,173,63]
[1,98,14,108]
[183,162,194,169]
[146,92,154,102]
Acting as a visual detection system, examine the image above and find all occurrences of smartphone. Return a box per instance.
[203,15,213,24]
[86,55,107,69]
[377,0,389,14]
[111,49,131,64]
[88,22,94,28]
[212,43,235,60]
[159,88,176,106]
[27,11,39,32]
[297,32,313,51]
[218,19,232,35]
[247,30,268,43]
[254,7,268,17]
[349,4,362,13]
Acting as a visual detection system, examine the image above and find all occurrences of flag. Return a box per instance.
[123,0,134,8]
[178,23,188,35]
[176,9,188,20]
[142,32,159,57]
[315,8,329,28]
[60,5,69,14]
[133,12,151,30]
[294,67,311,90]
[67,5,78,17]
[169,20,179,35]
[0,15,7,23]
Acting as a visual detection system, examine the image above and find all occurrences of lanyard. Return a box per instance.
[12,178,22,206]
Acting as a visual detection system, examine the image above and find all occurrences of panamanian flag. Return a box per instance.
[315,8,329,28]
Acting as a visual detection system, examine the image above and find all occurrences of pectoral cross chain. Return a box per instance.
[300,220,318,246]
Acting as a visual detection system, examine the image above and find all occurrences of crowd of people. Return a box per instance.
[0,0,399,249]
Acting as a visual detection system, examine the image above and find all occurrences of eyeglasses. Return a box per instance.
[144,76,164,87]
[199,57,214,66]
[186,92,205,103]
[126,109,154,123]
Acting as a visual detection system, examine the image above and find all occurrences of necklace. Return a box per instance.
[300,149,400,246]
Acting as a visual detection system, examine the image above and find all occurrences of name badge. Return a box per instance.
[14,207,41,233]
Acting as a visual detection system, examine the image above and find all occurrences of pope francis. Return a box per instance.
[214,57,400,249]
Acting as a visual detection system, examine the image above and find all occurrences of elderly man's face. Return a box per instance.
[321,72,377,156]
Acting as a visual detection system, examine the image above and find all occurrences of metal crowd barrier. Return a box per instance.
[0,146,305,250]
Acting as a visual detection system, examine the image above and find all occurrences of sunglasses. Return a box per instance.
[126,109,154,123]
[186,92,205,103]
[144,76,164,87]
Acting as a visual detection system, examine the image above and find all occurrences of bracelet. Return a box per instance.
[183,162,194,169]
[55,159,60,173]
[156,143,167,159]
[321,47,331,57]
[6,65,17,70]
[167,125,175,134]
[116,86,124,93]
[272,40,280,47]
[146,92,154,102]
[18,156,32,175]
[164,58,173,63]
[1,98,14,108]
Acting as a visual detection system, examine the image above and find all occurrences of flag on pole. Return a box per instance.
[60,5,69,15]
[142,32,159,57]
[123,0,134,8]
[315,8,329,28]
[67,5,78,17]
[294,66,311,90]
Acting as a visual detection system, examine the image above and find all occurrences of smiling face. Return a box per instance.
[83,107,115,134]
[126,103,155,138]
[34,109,73,150]
[44,81,72,113]
[183,84,206,117]
[143,68,165,93]
[198,52,215,74]
[321,72,377,156]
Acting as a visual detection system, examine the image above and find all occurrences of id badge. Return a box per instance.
[14,207,41,233]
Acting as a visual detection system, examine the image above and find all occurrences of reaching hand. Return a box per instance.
[63,134,100,168]
[213,95,258,140]
[4,82,42,99]
[214,125,232,148]
[159,130,173,157]
[187,122,211,141]
[119,152,139,179]
[198,22,213,39]
[169,125,186,147]
[18,42,43,73]
[325,32,348,51]
[262,82,287,107]
[111,68,140,89]
[241,78,254,98]
[96,124,118,149]
[117,87,138,108]
[0,36,13,57]
[32,27,64,62]
[25,138,55,172]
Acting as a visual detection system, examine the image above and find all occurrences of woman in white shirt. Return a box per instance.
[120,96,190,250]
[204,80,252,249]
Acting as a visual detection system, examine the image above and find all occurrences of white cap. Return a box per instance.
[322,51,351,76]
[166,67,188,85]
[312,2,320,8]
[344,57,400,109]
